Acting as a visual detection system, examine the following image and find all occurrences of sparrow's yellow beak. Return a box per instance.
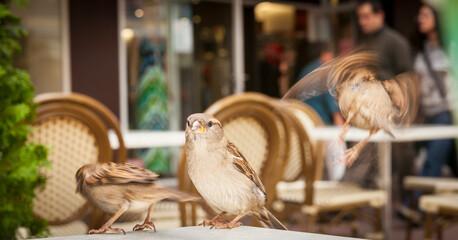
[191,121,205,133]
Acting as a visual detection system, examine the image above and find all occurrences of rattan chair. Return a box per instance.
[403,176,458,239]
[278,99,326,183]
[402,177,458,240]
[272,99,385,238]
[419,192,458,240]
[28,92,126,237]
[404,176,458,194]
[177,92,291,226]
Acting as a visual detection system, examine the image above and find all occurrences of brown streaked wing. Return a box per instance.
[227,142,267,198]
[382,71,420,125]
[85,162,158,186]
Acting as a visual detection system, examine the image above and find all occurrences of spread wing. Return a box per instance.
[283,51,378,100]
[226,142,267,201]
[382,72,420,125]
[84,162,158,186]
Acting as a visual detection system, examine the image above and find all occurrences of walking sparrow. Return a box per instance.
[76,162,200,234]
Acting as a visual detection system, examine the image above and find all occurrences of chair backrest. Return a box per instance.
[178,92,291,226]
[279,100,325,182]
[28,92,126,226]
[274,99,328,206]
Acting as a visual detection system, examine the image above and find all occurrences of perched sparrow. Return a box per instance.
[283,52,419,166]
[76,162,200,234]
[185,113,287,230]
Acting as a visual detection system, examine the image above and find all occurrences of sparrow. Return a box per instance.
[185,113,287,230]
[75,162,200,234]
[283,51,419,166]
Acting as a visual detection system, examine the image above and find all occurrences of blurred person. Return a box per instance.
[414,4,455,176]
[279,49,296,97]
[296,42,346,181]
[338,25,355,56]
[297,42,345,126]
[259,43,283,98]
[356,0,411,78]
[399,4,456,222]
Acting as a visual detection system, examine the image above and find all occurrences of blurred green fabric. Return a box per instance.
[441,1,458,122]
[441,0,458,170]
[136,65,171,174]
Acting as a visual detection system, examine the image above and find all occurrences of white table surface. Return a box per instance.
[308,125,458,142]
[39,226,364,240]
[109,130,185,149]
[110,125,458,149]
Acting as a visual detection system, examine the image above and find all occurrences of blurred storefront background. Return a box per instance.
[10,0,431,175]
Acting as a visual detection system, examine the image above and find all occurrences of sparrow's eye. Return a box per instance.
[208,121,213,128]
[187,120,191,127]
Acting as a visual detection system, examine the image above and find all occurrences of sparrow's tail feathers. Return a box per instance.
[160,188,201,203]
[258,207,288,230]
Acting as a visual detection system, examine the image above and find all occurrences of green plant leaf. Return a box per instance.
[0,1,50,238]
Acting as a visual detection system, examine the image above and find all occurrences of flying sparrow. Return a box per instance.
[185,113,287,230]
[283,51,419,166]
[76,162,200,234]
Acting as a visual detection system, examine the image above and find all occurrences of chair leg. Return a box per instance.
[437,223,443,240]
[272,203,288,223]
[179,202,187,226]
[318,223,324,233]
[424,212,433,240]
[191,201,197,226]
[437,217,444,240]
[350,219,358,237]
[374,207,382,233]
[293,211,306,227]
[307,214,317,232]
[349,212,359,237]
[405,192,415,240]
[366,207,384,240]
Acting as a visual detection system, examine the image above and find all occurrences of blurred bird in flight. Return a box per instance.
[283,51,419,166]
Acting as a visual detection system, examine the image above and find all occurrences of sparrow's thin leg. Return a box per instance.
[341,129,378,167]
[339,111,355,145]
[211,211,227,222]
[200,211,227,227]
[133,203,157,232]
[212,213,245,229]
[89,201,129,235]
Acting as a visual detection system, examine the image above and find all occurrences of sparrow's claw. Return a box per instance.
[342,147,360,167]
[211,221,243,229]
[133,221,156,232]
[198,220,211,227]
[89,226,126,235]
[199,219,229,228]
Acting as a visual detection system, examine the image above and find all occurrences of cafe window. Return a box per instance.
[119,0,234,175]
